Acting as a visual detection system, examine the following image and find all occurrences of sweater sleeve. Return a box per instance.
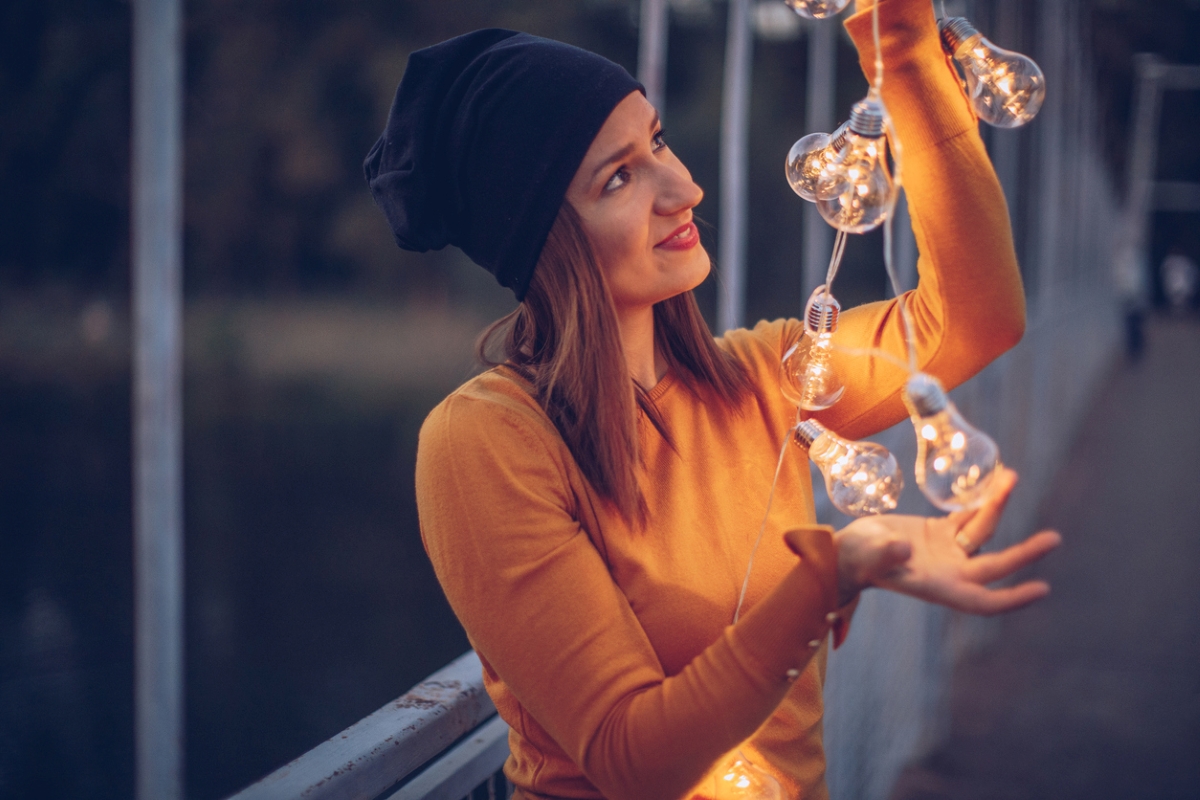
[810,0,1026,441]
[416,389,841,800]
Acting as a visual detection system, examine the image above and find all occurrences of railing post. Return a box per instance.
[638,0,670,115]
[718,0,753,333]
[1118,53,1165,301]
[132,0,185,798]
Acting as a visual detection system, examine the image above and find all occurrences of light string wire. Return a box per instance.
[730,213,848,626]
[817,229,849,314]
[871,0,884,95]
[844,0,920,376]
[732,426,796,625]
[825,229,849,287]
[732,0,899,629]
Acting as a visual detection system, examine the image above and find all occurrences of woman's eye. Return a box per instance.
[604,167,630,192]
[652,129,668,151]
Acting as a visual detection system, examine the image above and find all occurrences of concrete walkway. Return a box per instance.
[890,317,1200,800]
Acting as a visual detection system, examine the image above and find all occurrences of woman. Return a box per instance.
[365,1,1060,798]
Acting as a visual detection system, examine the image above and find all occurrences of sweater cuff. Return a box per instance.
[729,526,841,681]
[843,0,977,155]
[830,594,860,649]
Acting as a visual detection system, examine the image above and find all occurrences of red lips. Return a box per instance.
[656,221,700,250]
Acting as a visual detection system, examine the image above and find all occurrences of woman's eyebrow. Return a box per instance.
[590,142,636,184]
[589,112,663,185]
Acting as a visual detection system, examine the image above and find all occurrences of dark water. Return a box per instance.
[0,371,469,800]
[0,377,133,798]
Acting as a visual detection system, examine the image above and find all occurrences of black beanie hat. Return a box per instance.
[364,29,644,300]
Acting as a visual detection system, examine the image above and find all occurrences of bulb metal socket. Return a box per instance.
[938,16,979,54]
[829,121,851,151]
[906,373,948,416]
[805,288,841,333]
[848,98,887,138]
[793,419,826,449]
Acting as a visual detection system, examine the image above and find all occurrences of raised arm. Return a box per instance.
[417,388,843,800]
[813,0,1026,441]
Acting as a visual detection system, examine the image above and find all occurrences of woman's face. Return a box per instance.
[565,91,708,314]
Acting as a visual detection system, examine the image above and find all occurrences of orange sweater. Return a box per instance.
[415,0,1025,798]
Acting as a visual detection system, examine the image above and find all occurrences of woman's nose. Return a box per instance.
[655,159,704,217]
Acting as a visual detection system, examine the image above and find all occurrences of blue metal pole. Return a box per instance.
[638,0,670,115]
[132,0,184,797]
[718,0,753,333]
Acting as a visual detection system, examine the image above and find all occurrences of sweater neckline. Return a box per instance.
[645,370,677,402]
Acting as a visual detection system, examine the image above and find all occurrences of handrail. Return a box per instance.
[384,715,510,800]
[226,651,498,800]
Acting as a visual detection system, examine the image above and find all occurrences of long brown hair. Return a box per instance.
[478,202,754,524]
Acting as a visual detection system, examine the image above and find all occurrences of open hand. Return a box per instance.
[833,468,1062,613]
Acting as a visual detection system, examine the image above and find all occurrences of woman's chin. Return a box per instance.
[657,259,710,304]
[682,247,712,291]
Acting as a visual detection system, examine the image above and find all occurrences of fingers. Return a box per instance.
[964,530,1062,584]
[944,507,977,530]
[954,529,980,555]
[955,467,1018,552]
[950,579,1052,616]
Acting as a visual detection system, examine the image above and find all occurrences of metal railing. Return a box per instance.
[226,651,510,800]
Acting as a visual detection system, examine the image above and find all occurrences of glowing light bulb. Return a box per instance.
[783,0,851,20]
[794,419,903,516]
[815,97,897,233]
[711,752,784,800]
[939,17,1046,128]
[904,373,1000,512]
[780,286,845,410]
[786,124,849,202]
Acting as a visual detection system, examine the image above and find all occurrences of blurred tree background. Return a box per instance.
[0,1,1197,798]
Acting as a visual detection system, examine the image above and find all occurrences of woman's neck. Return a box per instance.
[616,304,667,390]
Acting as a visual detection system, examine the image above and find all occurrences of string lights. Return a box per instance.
[780,285,845,410]
[786,123,848,202]
[785,97,897,234]
[773,1,1045,518]
[710,752,784,799]
[793,419,904,516]
[903,373,1001,512]
[725,3,1045,795]
[783,0,852,20]
[813,95,897,233]
[938,17,1046,128]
